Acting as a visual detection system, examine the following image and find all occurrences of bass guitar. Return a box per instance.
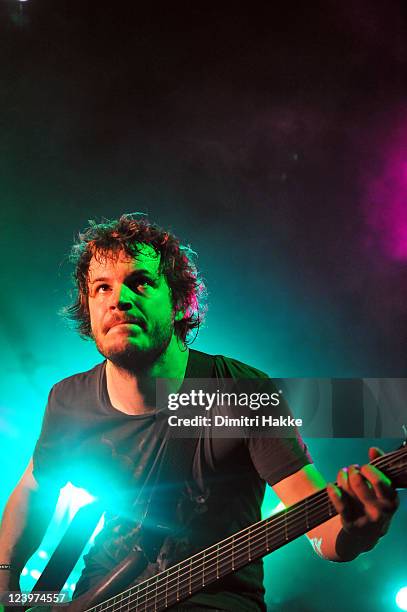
[27,443,407,612]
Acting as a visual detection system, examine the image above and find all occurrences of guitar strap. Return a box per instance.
[32,350,216,594]
[104,349,216,567]
[124,424,204,567]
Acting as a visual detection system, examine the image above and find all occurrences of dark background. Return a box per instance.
[0,2,406,611]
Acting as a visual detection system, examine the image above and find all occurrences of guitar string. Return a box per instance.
[109,504,336,612]
[85,450,406,612]
[154,507,340,611]
[86,453,406,612]
[106,466,406,612]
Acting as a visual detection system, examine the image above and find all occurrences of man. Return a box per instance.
[0,215,400,611]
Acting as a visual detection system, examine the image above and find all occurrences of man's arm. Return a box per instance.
[0,458,60,591]
[272,447,399,562]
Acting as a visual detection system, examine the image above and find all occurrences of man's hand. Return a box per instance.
[327,447,399,549]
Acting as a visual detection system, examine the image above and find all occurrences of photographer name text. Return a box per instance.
[167,414,303,428]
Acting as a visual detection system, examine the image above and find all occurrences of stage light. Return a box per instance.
[38,550,48,560]
[89,513,105,543]
[396,587,407,611]
[30,570,41,580]
[56,483,96,521]
[271,501,285,515]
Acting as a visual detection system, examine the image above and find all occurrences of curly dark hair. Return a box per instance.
[63,214,206,344]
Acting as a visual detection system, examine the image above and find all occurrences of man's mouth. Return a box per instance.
[107,318,145,332]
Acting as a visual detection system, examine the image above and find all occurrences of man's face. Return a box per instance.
[87,244,177,368]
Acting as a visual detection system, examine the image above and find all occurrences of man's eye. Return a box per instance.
[135,282,148,292]
[96,284,110,293]
[130,279,151,292]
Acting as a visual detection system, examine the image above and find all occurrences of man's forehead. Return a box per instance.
[88,244,161,278]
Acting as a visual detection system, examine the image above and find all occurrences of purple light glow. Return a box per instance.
[363,119,407,261]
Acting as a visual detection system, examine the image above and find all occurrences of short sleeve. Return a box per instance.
[213,354,312,486]
[246,387,312,486]
[247,434,311,486]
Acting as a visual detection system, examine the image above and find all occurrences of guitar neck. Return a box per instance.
[83,445,406,612]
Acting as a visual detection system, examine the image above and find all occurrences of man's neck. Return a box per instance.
[106,336,189,415]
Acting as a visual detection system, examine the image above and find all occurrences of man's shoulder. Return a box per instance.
[51,361,105,396]
[214,353,269,379]
[191,349,268,379]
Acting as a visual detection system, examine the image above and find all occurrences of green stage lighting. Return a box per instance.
[396,587,407,611]
[56,483,96,521]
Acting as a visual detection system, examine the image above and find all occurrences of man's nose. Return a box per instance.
[110,283,133,311]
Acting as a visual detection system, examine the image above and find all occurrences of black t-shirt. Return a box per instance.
[33,349,311,611]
